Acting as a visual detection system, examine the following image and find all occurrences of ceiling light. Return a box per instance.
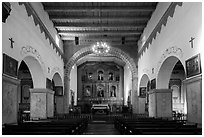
[92,41,110,55]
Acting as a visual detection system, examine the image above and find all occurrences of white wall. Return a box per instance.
[70,64,77,105]
[2,3,64,88]
[138,2,202,89]
[124,64,132,105]
[138,2,202,124]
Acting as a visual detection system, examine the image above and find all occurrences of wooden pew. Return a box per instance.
[3,118,88,135]
[114,117,201,135]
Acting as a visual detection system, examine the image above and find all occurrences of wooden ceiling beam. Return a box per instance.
[54,22,147,27]
[59,32,140,37]
[43,5,156,12]
[56,26,145,31]
[49,15,150,20]
[60,35,139,41]
[51,17,149,22]
[58,30,142,35]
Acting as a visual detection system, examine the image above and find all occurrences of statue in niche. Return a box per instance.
[88,73,93,80]
[85,86,91,97]
[98,71,104,81]
[109,72,113,81]
[97,86,104,97]
[70,90,75,108]
[110,86,116,97]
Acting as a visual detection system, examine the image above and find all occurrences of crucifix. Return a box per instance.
[9,38,14,48]
[189,37,195,48]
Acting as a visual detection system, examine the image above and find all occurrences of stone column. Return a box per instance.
[63,76,70,113]
[2,74,20,124]
[138,97,146,114]
[149,89,172,118]
[132,77,139,114]
[30,88,54,120]
[56,96,64,114]
[183,75,202,126]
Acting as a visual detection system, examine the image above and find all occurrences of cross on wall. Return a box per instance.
[189,37,195,48]
[9,38,14,48]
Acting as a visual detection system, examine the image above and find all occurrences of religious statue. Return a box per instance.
[97,86,104,97]
[110,86,116,97]
[98,71,104,81]
[108,72,113,80]
[85,86,91,97]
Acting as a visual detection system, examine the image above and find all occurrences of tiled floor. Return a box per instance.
[83,121,120,135]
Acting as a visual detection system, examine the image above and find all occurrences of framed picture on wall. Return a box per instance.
[139,87,146,97]
[150,78,156,89]
[185,54,202,78]
[3,53,18,78]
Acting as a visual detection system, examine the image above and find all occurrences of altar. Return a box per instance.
[91,104,110,115]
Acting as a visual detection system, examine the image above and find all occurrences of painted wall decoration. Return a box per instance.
[3,53,18,78]
[157,46,183,72]
[185,53,201,78]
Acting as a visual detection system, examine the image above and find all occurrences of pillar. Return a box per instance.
[2,74,20,124]
[63,76,70,113]
[30,88,54,120]
[149,89,172,118]
[56,96,64,114]
[183,75,202,126]
[132,76,139,114]
[138,97,146,114]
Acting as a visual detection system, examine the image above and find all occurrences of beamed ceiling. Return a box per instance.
[42,2,158,47]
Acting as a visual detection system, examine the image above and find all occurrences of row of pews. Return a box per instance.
[3,118,88,135]
[114,117,202,135]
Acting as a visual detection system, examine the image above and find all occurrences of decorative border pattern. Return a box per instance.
[158,46,183,65]
[21,46,44,65]
[157,46,183,72]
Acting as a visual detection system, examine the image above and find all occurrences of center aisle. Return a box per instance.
[83,120,121,135]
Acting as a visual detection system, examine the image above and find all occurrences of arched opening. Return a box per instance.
[157,56,186,119]
[18,60,33,122]
[139,74,150,114]
[23,56,45,88]
[169,60,186,119]
[65,46,138,114]
[52,73,63,115]
[17,56,45,121]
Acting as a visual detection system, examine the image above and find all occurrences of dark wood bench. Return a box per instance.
[3,118,88,135]
[114,117,201,135]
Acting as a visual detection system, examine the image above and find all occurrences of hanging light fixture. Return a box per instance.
[92,41,110,55]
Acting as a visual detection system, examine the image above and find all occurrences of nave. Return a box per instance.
[2,2,202,135]
[3,114,202,135]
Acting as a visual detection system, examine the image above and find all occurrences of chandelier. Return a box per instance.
[92,41,110,55]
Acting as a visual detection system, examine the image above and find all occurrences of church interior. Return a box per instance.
[2,2,202,135]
